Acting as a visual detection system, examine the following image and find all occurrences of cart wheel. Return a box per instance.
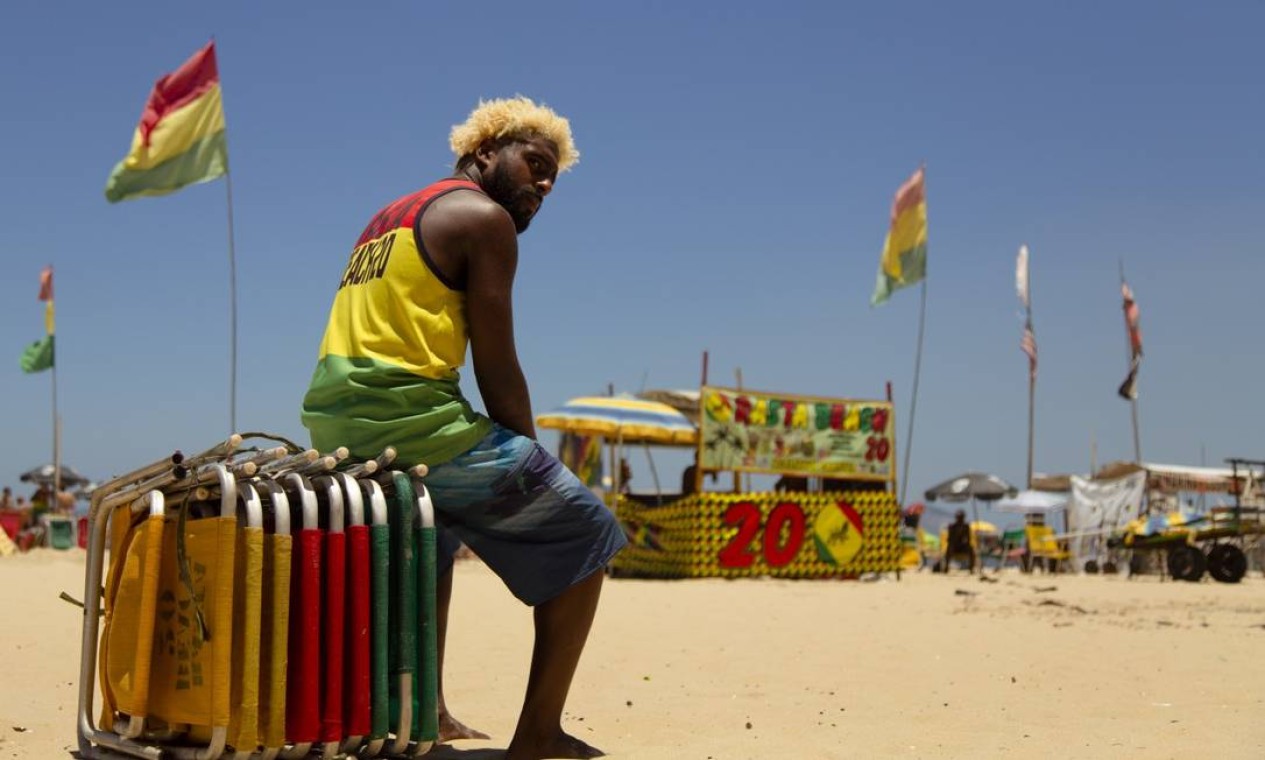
[1207,544,1247,584]
[1102,561,1118,575]
[1083,560,1100,574]
[1167,544,1206,582]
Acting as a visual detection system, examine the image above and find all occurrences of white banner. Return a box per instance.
[1067,472,1146,570]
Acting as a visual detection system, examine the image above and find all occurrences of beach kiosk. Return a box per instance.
[541,386,903,579]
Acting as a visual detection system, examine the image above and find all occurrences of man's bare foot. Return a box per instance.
[439,711,491,742]
[505,730,604,760]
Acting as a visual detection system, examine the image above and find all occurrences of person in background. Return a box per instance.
[774,474,809,492]
[941,509,976,573]
[30,485,51,526]
[680,452,719,495]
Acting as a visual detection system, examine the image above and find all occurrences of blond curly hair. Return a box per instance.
[449,96,579,172]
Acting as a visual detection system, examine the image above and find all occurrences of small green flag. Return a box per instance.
[20,335,54,373]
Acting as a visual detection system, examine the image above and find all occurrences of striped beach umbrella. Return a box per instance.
[536,396,697,446]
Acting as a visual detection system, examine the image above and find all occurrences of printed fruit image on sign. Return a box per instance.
[812,501,864,565]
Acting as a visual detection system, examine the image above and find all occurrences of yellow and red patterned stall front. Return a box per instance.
[611,490,902,579]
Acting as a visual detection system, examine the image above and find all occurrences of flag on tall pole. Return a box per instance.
[1016,245,1036,379]
[1118,280,1143,399]
[105,41,227,202]
[1020,324,1037,379]
[871,166,927,306]
[872,166,930,507]
[20,266,55,374]
[1015,244,1030,310]
[104,40,241,433]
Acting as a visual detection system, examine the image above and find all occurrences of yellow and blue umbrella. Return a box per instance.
[536,396,698,446]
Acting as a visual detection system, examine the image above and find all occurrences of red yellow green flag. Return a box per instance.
[105,41,227,202]
[871,166,927,306]
[20,266,55,374]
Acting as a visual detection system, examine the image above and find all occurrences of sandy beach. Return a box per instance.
[2,549,1263,759]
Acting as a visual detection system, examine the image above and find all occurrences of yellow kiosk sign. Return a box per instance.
[699,386,896,481]
[611,492,901,578]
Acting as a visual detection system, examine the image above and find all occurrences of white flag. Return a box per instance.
[1015,244,1030,310]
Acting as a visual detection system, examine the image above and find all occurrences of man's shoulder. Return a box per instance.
[424,186,515,242]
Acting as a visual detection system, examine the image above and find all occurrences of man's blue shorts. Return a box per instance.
[423,424,628,606]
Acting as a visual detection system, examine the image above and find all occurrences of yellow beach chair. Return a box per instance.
[78,437,242,760]
[1025,525,1070,572]
[227,482,265,758]
[98,489,167,740]
[253,478,293,760]
[146,463,240,758]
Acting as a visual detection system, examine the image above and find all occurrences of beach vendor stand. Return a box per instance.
[578,385,903,579]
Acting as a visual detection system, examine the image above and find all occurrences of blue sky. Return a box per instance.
[2,2,1261,523]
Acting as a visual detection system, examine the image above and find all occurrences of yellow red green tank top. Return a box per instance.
[301,179,492,466]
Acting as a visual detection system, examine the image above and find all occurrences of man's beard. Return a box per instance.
[485,163,539,233]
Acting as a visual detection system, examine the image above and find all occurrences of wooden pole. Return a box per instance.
[696,349,709,495]
[733,367,744,493]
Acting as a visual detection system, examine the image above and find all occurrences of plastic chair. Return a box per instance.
[0,511,22,542]
[48,515,75,550]
[1025,525,1070,572]
[997,528,1028,571]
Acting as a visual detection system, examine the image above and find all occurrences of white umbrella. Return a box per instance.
[994,489,1068,514]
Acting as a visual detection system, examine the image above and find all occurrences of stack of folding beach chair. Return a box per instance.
[75,435,440,759]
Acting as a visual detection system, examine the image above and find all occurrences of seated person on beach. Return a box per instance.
[55,490,76,515]
[821,478,887,493]
[941,510,976,573]
[774,475,809,492]
[301,97,624,759]
[680,453,717,494]
[12,496,42,548]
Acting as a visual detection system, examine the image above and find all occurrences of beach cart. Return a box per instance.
[1102,458,1265,583]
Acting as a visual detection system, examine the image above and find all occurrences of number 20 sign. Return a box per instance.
[718,500,866,569]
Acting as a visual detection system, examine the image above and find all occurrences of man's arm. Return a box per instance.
[462,203,537,438]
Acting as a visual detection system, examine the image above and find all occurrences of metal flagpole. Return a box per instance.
[898,279,927,507]
[1120,261,1141,463]
[1026,314,1036,490]
[212,33,238,436]
[224,164,239,435]
[52,342,60,497]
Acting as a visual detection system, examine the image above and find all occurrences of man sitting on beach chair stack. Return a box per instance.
[302,96,627,760]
